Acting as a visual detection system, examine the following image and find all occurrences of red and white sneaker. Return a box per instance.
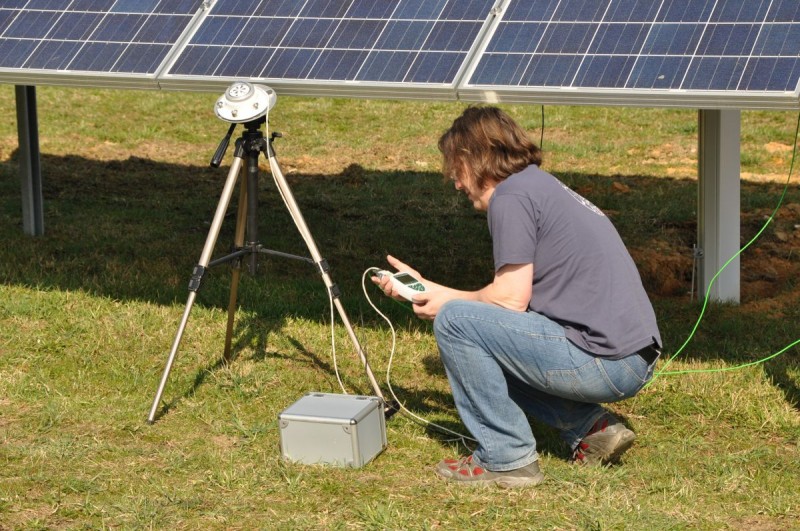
[435,455,544,488]
[573,415,636,466]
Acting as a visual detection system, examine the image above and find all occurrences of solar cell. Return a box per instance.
[0,0,201,87]
[161,0,497,96]
[463,0,800,108]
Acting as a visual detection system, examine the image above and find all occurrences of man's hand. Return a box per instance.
[406,288,452,320]
[371,255,425,302]
[372,255,533,320]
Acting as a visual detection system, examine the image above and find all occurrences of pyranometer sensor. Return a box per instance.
[214,81,276,123]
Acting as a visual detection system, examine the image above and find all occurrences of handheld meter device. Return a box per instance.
[376,270,428,302]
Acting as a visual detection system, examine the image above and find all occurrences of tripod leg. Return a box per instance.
[223,172,249,361]
[266,154,386,402]
[147,156,245,424]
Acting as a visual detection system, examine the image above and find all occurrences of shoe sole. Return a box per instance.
[604,430,636,464]
[494,472,545,489]
[585,428,636,466]
[435,470,545,488]
[435,463,545,488]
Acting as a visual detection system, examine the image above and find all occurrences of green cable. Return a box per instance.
[657,338,800,376]
[646,111,800,385]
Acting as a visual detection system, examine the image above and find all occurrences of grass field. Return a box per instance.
[1,86,799,529]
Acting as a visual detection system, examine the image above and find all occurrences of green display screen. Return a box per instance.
[394,273,425,291]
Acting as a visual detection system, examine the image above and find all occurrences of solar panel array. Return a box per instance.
[1,0,799,108]
[461,0,800,106]
[0,0,201,87]
[159,0,497,97]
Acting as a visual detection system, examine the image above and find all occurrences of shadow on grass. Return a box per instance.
[2,151,798,412]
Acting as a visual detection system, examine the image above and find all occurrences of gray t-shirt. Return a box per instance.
[488,165,662,358]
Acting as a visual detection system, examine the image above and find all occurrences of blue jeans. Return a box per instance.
[432,300,656,472]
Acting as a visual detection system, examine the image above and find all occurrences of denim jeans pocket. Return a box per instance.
[617,355,651,386]
[545,357,627,403]
[600,355,653,399]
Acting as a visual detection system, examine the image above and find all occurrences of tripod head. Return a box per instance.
[210,81,277,167]
[210,115,283,168]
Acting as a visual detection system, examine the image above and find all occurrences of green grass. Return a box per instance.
[1,86,799,529]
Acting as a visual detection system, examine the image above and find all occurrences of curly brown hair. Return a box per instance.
[438,106,542,190]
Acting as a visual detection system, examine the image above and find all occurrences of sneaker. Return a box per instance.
[572,415,636,466]
[435,455,544,488]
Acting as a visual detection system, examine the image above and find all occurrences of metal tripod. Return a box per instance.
[147,114,385,424]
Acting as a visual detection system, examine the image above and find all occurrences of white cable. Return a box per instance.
[261,116,470,440]
[360,268,476,445]
[265,137,471,441]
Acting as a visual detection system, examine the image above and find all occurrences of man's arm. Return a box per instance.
[469,263,533,311]
[377,255,533,320]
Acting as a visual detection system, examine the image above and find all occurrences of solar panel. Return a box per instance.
[0,0,203,88]
[460,0,800,109]
[159,0,498,99]
[0,0,798,108]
